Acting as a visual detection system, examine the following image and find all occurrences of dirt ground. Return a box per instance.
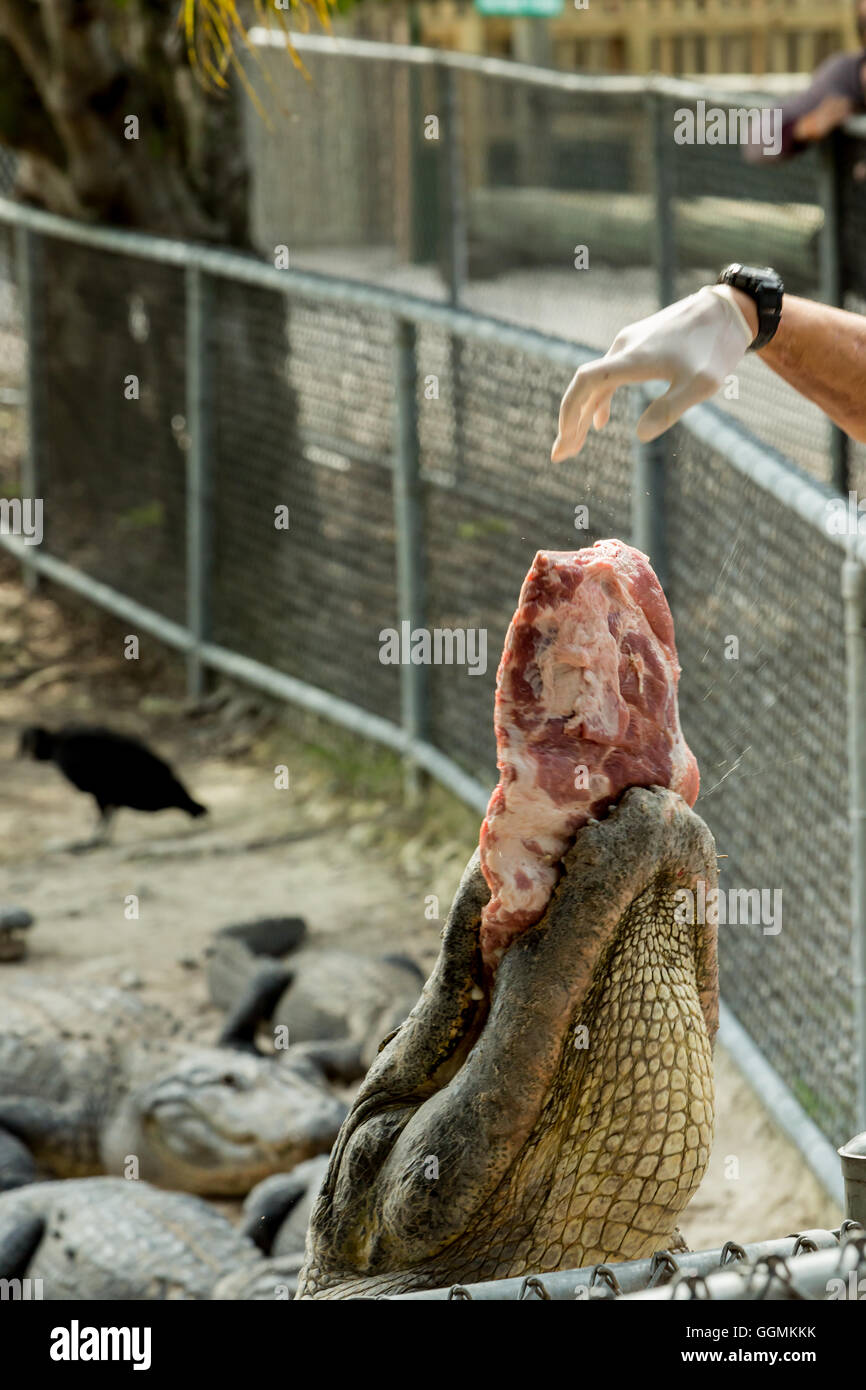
[0,552,841,1257]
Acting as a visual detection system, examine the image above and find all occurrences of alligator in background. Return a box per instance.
[201,1157,329,1300]
[206,927,425,1076]
[297,788,719,1298]
[0,979,347,1196]
[0,1177,262,1299]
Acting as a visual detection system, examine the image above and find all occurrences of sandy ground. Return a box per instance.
[0,554,841,1259]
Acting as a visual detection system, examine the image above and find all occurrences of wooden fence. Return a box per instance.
[350,0,861,76]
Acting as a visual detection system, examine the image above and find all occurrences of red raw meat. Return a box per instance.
[479,540,699,968]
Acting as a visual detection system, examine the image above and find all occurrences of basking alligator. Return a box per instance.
[207,933,425,1075]
[0,980,347,1195]
[297,788,718,1298]
[212,1157,329,1300]
[212,1253,305,1301]
[241,1155,330,1256]
[0,1177,260,1299]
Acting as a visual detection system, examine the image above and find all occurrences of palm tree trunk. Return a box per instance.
[0,0,249,243]
[0,1,304,664]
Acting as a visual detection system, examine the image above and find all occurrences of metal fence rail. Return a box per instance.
[1,48,865,1203]
[626,1235,866,1301]
[389,1224,863,1300]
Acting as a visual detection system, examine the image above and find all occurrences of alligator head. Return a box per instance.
[102,1048,348,1197]
[297,786,718,1297]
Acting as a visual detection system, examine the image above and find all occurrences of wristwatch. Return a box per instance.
[716,264,784,351]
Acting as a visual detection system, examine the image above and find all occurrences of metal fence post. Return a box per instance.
[14,224,39,593]
[437,62,467,485]
[392,315,428,800]
[647,86,677,310]
[843,552,866,1131]
[819,132,849,495]
[438,61,467,308]
[638,84,675,589]
[632,390,669,591]
[838,1132,866,1224]
[407,13,439,268]
[185,264,213,700]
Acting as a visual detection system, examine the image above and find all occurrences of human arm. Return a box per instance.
[551,284,866,461]
[743,51,866,161]
[756,293,866,444]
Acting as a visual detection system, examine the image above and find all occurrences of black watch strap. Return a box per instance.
[716,263,784,351]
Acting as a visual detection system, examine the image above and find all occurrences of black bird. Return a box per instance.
[19,724,207,843]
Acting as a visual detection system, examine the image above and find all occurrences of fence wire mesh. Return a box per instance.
[417,326,632,778]
[27,234,188,625]
[245,40,866,492]
[667,421,855,1143]
[209,280,401,722]
[246,48,418,290]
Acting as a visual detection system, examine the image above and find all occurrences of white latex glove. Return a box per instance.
[551,284,755,462]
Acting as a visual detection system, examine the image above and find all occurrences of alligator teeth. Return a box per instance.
[470,985,484,1001]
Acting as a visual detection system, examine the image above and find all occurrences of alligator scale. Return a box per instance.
[298,542,718,1298]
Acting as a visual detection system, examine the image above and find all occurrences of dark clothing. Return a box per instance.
[745,50,866,161]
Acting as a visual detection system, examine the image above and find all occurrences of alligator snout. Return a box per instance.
[297,786,718,1298]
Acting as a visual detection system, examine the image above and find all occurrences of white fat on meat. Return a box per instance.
[479,539,699,968]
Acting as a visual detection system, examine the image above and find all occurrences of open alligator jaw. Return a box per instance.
[296,544,715,1298]
[297,785,718,1298]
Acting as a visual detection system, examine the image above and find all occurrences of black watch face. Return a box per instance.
[721,266,783,349]
[736,266,781,293]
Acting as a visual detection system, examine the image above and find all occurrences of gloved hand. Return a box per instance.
[551,284,755,462]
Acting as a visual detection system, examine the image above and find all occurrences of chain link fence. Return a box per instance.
[24,233,188,624]
[667,425,853,1143]
[246,33,866,491]
[0,42,865,1189]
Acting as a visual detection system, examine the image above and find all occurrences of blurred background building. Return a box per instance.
[346,0,861,77]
